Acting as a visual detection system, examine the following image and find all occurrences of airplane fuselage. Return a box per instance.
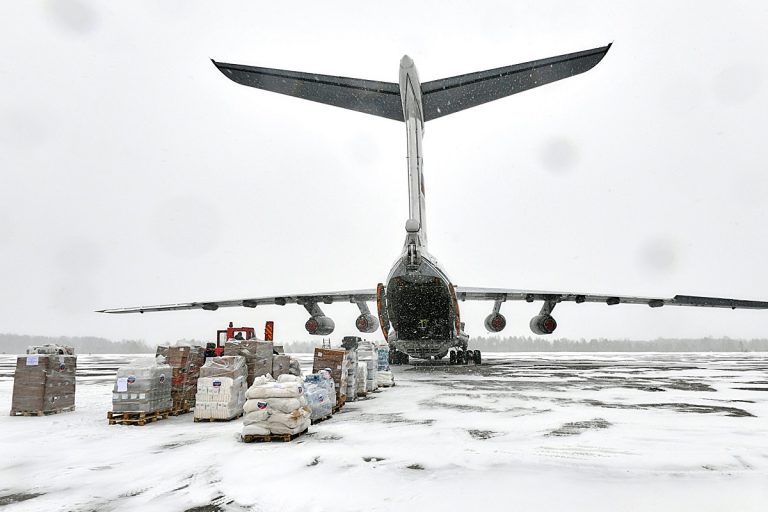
[379,57,464,360]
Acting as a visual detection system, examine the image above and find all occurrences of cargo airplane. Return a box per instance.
[99,44,768,364]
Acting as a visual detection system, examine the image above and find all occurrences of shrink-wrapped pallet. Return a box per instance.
[345,349,358,401]
[224,340,274,385]
[272,354,301,379]
[156,344,205,410]
[11,354,77,415]
[357,340,378,392]
[377,370,395,387]
[377,343,390,370]
[194,356,247,420]
[355,363,367,396]
[304,372,335,421]
[312,348,347,404]
[112,357,172,414]
[241,375,311,436]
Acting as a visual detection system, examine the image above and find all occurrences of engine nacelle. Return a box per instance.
[484,313,507,332]
[530,314,557,335]
[305,315,335,336]
[355,313,378,333]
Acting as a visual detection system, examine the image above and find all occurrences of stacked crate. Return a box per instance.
[223,340,273,385]
[312,348,348,407]
[357,340,378,392]
[111,358,172,414]
[194,356,248,421]
[156,345,205,413]
[10,354,77,416]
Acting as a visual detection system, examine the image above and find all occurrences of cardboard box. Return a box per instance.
[11,355,77,414]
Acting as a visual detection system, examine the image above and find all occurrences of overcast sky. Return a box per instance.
[2,1,768,345]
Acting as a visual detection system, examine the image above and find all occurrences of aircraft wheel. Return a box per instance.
[456,350,465,365]
[449,351,456,365]
[473,350,482,365]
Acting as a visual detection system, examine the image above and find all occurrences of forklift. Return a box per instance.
[204,321,275,359]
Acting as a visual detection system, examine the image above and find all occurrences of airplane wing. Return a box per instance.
[212,60,404,121]
[97,289,377,314]
[454,287,768,309]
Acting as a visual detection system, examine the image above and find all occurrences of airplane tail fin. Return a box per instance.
[421,44,611,121]
[212,60,404,121]
[212,44,610,122]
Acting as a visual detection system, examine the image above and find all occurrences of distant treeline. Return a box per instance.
[2,333,767,355]
[281,336,768,353]
[0,334,153,354]
[468,336,768,352]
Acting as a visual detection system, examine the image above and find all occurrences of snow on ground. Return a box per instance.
[1,353,767,511]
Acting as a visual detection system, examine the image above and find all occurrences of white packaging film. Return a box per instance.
[112,357,173,413]
[193,356,248,420]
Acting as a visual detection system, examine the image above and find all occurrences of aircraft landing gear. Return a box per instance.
[449,349,481,365]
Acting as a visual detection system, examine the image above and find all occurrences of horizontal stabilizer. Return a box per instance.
[421,44,611,121]
[212,60,404,121]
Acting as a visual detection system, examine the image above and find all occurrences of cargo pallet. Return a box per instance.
[10,405,75,417]
[194,412,243,423]
[169,407,192,417]
[241,428,308,443]
[333,396,346,414]
[311,413,332,425]
[107,408,172,426]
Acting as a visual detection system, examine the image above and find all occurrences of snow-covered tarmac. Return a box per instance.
[1,352,767,511]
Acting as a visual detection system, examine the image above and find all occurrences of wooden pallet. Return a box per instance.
[310,414,332,425]
[10,405,75,417]
[333,396,346,413]
[169,407,192,417]
[107,408,171,426]
[242,428,307,443]
[193,412,243,423]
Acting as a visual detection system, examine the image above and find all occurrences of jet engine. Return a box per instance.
[355,313,379,333]
[530,314,557,335]
[484,313,507,332]
[305,315,335,336]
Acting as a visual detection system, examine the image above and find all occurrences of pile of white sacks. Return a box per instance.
[242,374,311,437]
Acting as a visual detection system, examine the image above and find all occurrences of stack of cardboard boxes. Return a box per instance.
[112,358,172,414]
[194,356,248,421]
[157,345,205,412]
[11,352,77,415]
[312,348,348,407]
[223,340,274,385]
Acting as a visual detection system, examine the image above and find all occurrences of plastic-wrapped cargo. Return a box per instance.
[312,348,347,404]
[273,355,302,379]
[317,370,337,409]
[377,370,395,387]
[156,344,205,411]
[357,340,378,392]
[26,344,75,356]
[355,363,368,396]
[345,348,359,401]
[224,339,274,386]
[194,356,248,420]
[112,357,172,414]
[304,379,333,422]
[241,374,311,437]
[11,354,77,415]
[377,343,390,371]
